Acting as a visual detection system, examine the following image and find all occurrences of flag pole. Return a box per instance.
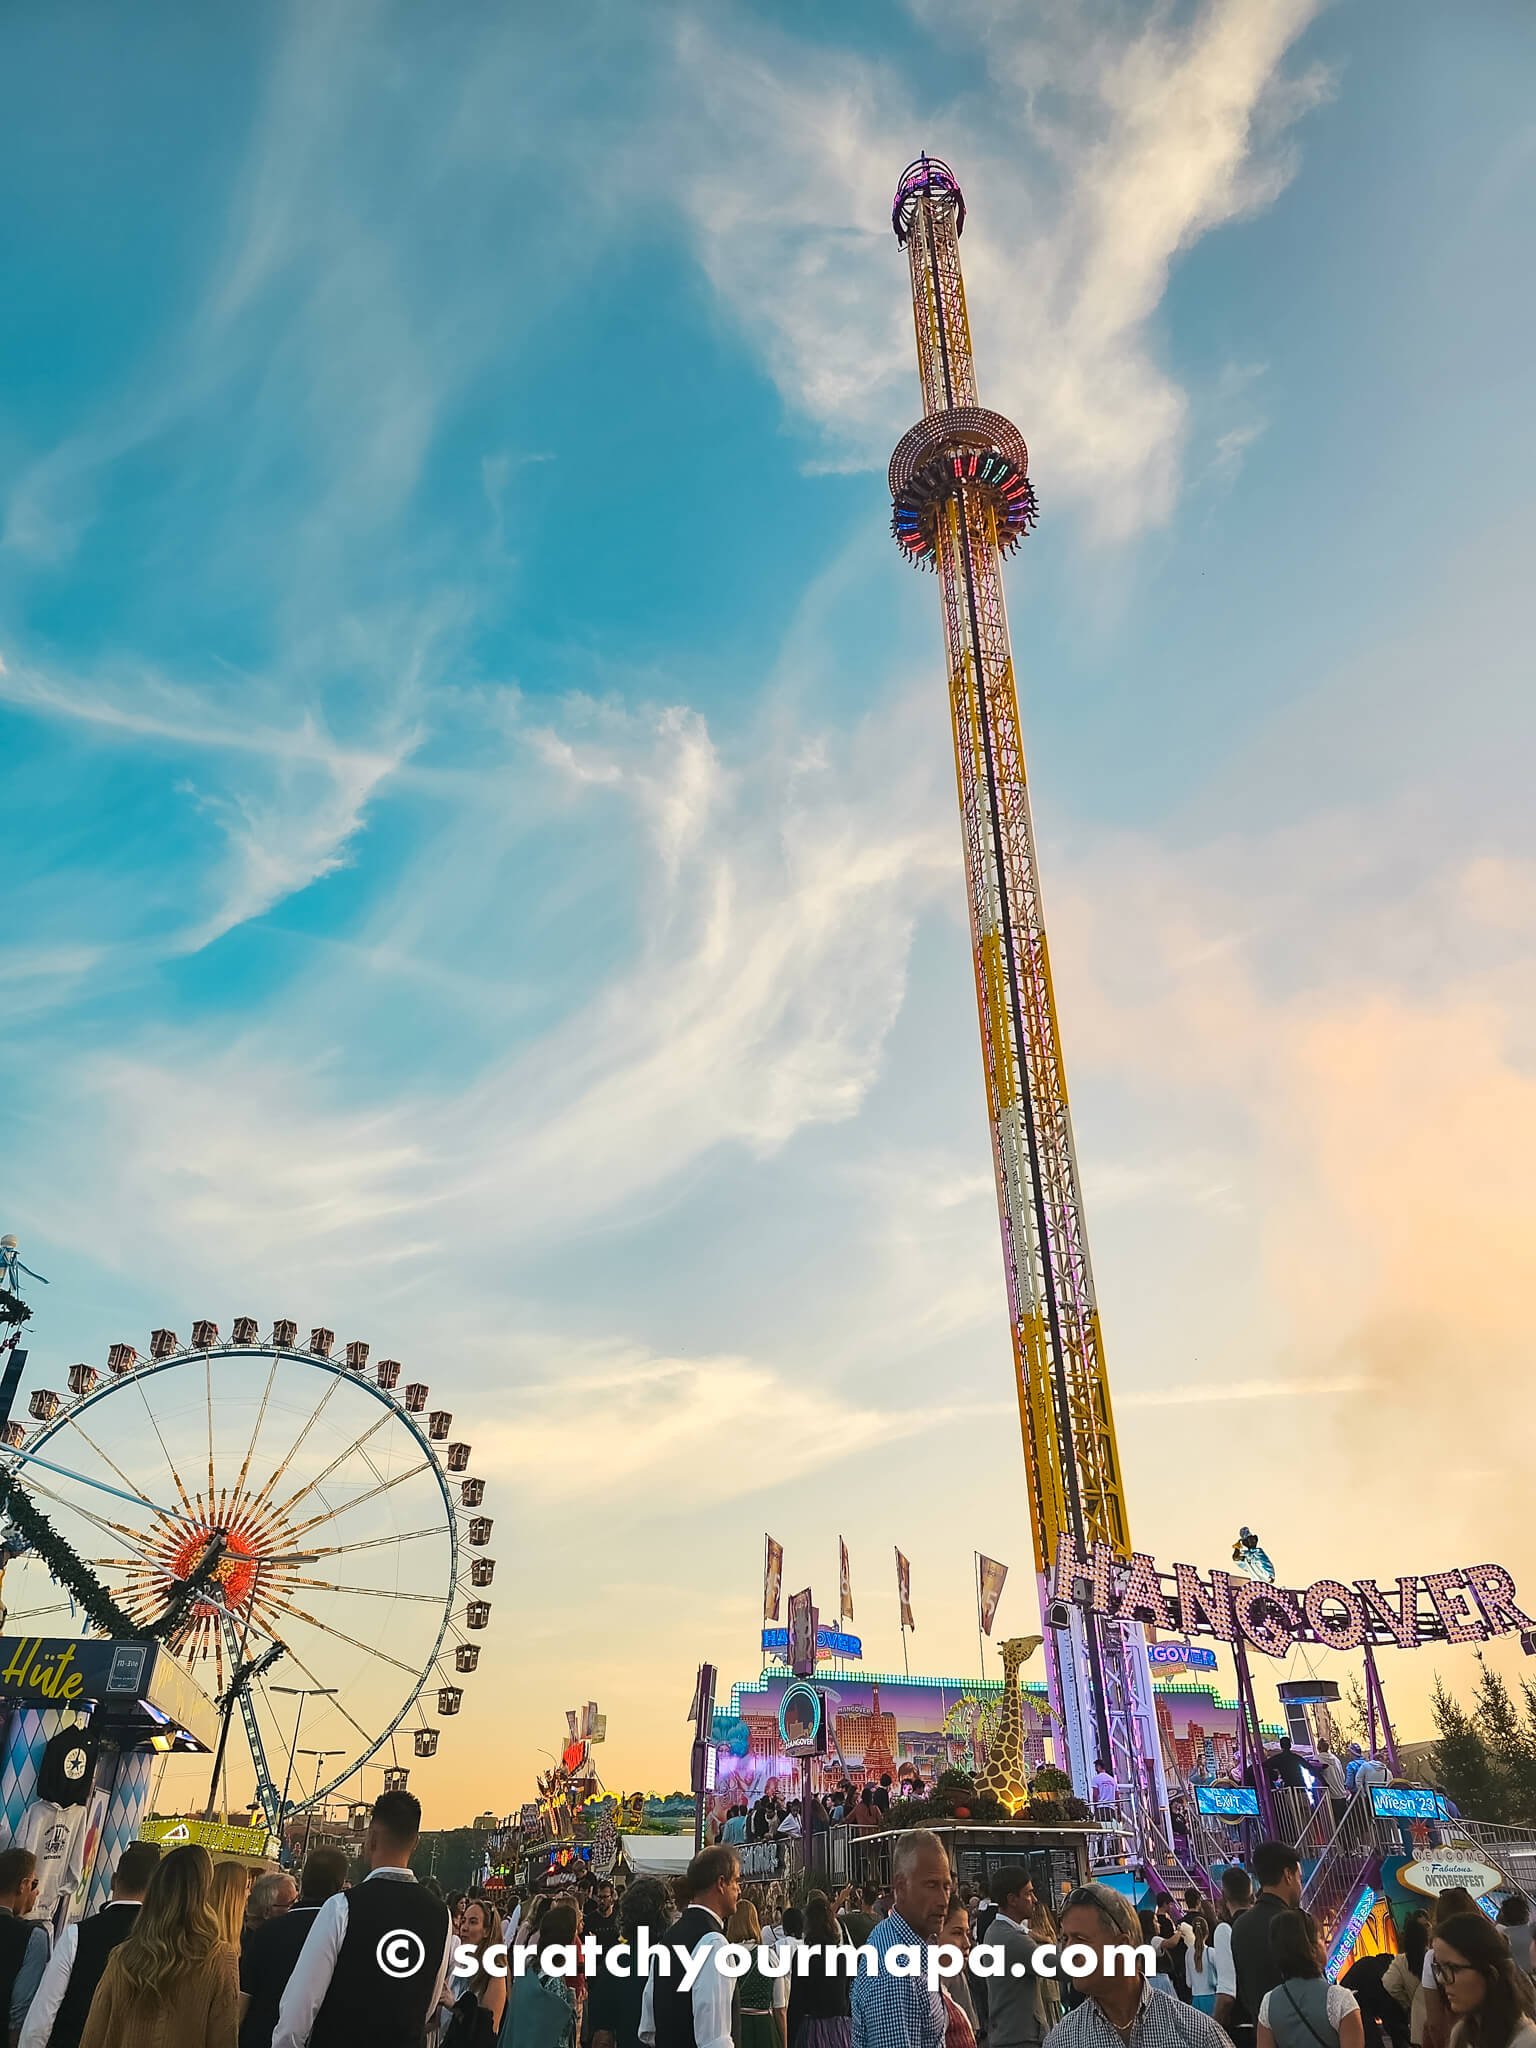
[976,1551,985,1681]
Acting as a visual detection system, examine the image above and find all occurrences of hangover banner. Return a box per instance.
[1051,1537,1535,1659]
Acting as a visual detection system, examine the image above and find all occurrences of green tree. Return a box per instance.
[1337,1677,1371,1750]
[1471,1658,1536,1823]
[1430,1676,1508,1821]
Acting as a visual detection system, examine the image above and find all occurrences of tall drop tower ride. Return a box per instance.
[887,156,1169,1840]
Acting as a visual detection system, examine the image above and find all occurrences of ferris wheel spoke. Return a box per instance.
[271,1639,389,1757]
[245,1377,342,1519]
[225,1356,279,1519]
[288,1577,443,1603]
[56,1412,176,1528]
[263,1596,424,1678]
[132,1375,199,1520]
[20,1478,155,1554]
[286,1458,431,1542]
[6,1602,73,1622]
[267,1413,392,1527]
[302,1526,445,1559]
[206,1358,217,1517]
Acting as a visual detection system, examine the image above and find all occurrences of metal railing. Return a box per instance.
[1140,1815,1208,1901]
[1299,1800,1536,1938]
[1436,1822,1536,1895]
[1301,1795,1379,1929]
[1292,1789,1357,1861]
[1447,1820,1536,1863]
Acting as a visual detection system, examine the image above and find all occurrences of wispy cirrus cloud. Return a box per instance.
[21,678,958,1281]
[0,645,424,963]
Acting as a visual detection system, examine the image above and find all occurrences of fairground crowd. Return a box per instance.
[0,1802,1533,2048]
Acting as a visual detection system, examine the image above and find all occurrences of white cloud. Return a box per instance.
[0,650,422,958]
[470,1342,993,1507]
[26,681,958,1281]
[1118,1375,1367,1409]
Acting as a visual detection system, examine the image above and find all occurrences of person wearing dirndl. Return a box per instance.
[727,1903,787,2048]
[790,1895,852,2048]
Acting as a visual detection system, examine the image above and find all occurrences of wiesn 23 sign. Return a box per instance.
[1051,1536,1535,1660]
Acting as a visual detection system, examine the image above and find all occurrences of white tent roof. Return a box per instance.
[619,1833,693,1875]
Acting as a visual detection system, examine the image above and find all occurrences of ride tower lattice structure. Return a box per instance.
[887,156,1171,1853]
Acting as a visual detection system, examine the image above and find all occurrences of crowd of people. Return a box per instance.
[0,1788,453,2048]
[490,1834,1536,2048]
[2,1800,1535,2048]
[710,1779,930,1850]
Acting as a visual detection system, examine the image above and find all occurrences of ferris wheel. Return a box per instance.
[0,1316,491,1829]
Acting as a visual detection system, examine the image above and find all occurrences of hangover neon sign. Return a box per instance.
[1051,1537,1534,1659]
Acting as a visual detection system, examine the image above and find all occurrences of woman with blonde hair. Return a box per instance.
[210,1861,251,1949]
[727,1900,787,2048]
[1027,1889,1064,2031]
[80,1842,238,2047]
[444,1896,509,2045]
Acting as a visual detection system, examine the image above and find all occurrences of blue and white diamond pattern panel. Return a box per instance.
[0,1707,74,1845]
[85,1748,154,1916]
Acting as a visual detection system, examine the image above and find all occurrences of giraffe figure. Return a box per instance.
[975,1635,1043,1812]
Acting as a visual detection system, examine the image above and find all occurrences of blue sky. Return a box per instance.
[5,1,1536,1818]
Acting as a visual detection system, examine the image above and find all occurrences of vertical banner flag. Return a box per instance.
[687,1663,716,1728]
[590,1713,607,1744]
[978,1555,1009,1636]
[839,1536,854,1622]
[764,1535,784,1623]
[788,1588,816,1675]
[566,1709,579,1741]
[896,1548,915,1631]
[582,1701,598,1739]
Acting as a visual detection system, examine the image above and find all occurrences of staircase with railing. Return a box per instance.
[1140,1813,1209,1901]
[1300,1793,1382,1932]
[1297,1797,1536,1946]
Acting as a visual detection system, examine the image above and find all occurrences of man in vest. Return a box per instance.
[17,1841,160,2048]
[273,1790,453,2048]
[0,1847,50,2047]
[639,1846,740,2048]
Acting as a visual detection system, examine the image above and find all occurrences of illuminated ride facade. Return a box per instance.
[887,156,1170,1852]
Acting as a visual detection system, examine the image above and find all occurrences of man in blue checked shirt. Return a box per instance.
[851,1830,953,2048]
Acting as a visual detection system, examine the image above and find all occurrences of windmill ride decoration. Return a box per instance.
[0,1316,491,1833]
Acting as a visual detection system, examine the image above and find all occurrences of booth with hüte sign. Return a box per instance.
[0,1636,217,1926]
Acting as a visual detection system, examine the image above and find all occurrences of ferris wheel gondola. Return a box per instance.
[0,1318,491,1828]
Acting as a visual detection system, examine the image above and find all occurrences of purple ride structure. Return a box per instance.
[886,157,1172,1855]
